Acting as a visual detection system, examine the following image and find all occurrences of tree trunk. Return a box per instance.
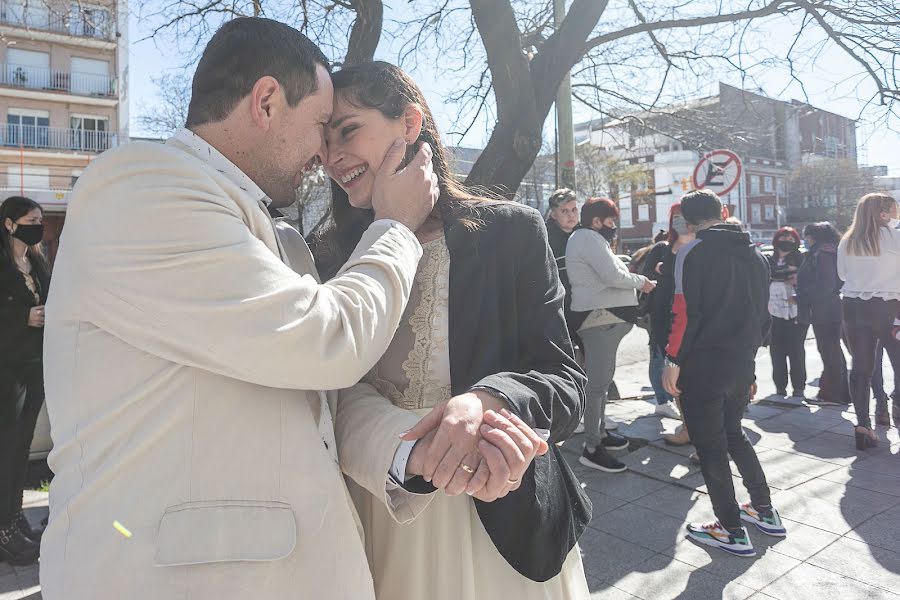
[465,0,609,197]
[344,0,383,65]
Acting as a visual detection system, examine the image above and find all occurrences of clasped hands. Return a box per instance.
[400,391,549,502]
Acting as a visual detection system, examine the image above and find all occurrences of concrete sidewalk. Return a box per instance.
[3,336,898,600]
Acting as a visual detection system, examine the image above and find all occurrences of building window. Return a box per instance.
[4,49,51,90]
[765,205,775,221]
[750,175,760,196]
[71,57,111,96]
[638,203,649,221]
[619,202,633,228]
[6,109,50,148]
[70,115,109,151]
[7,165,50,190]
[776,178,785,197]
[752,204,762,224]
[763,176,774,193]
[70,4,110,39]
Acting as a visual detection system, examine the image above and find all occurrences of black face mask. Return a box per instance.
[11,224,44,246]
[776,240,798,253]
[598,225,617,242]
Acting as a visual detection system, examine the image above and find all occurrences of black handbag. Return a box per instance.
[473,444,593,582]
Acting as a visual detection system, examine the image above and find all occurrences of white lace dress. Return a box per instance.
[358,235,590,600]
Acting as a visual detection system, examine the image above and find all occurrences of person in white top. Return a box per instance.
[837,193,900,449]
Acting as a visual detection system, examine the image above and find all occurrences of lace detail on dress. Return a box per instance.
[367,237,452,411]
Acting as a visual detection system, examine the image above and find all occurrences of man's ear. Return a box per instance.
[402,104,424,143]
[248,76,281,131]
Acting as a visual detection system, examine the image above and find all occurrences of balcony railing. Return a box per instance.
[0,3,113,40]
[1,63,115,97]
[3,124,117,152]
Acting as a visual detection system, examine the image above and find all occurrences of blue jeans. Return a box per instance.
[649,344,674,405]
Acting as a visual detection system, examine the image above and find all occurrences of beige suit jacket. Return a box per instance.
[39,137,423,600]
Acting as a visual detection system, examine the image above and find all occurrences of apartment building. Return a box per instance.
[0,0,128,263]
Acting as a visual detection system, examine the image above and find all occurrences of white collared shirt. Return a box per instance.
[172,128,270,205]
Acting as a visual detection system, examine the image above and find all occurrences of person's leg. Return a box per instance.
[649,343,673,405]
[0,367,21,525]
[679,358,741,531]
[872,343,890,419]
[770,317,789,395]
[723,361,771,512]
[8,362,44,520]
[788,321,809,397]
[580,326,615,449]
[844,299,879,429]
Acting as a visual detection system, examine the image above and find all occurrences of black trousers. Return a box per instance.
[679,350,771,531]
[812,322,851,405]
[0,361,44,525]
[843,298,900,429]
[872,342,899,412]
[769,317,809,395]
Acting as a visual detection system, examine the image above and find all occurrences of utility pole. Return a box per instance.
[554,0,576,192]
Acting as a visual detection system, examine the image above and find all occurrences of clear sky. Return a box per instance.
[127,3,900,175]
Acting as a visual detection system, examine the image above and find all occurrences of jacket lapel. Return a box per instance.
[443,206,485,395]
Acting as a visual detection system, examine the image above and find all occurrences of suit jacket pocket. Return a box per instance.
[154,500,296,566]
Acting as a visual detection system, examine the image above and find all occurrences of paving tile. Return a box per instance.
[770,478,900,535]
[664,537,802,591]
[583,486,630,517]
[622,446,700,484]
[845,504,900,554]
[743,403,789,422]
[783,431,876,467]
[614,554,756,600]
[819,465,900,497]
[589,581,641,600]
[747,449,841,490]
[617,416,665,443]
[579,527,657,584]
[633,483,709,522]
[743,421,819,451]
[0,564,14,581]
[808,537,900,594]
[0,572,23,600]
[581,471,669,503]
[647,438,695,459]
[851,449,900,475]
[759,562,899,600]
[753,518,840,561]
[591,503,686,552]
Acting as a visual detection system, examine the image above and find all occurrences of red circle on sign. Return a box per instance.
[691,150,742,196]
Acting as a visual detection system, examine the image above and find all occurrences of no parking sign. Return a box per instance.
[692,150,742,196]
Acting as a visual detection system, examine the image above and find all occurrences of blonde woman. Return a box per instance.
[838,193,900,448]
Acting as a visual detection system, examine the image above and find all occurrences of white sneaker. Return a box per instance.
[655,402,681,420]
[605,417,620,430]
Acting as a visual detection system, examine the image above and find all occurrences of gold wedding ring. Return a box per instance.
[507,478,519,484]
[459,464,476,474]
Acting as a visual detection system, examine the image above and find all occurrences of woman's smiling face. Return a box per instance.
[324,94,412,209]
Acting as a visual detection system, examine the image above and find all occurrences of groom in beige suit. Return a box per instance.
[39,18,440,600]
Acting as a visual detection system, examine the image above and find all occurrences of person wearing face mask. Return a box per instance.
[0,196,49,566]
[796,222,851,409]
[567,198,656,473]
[544,188,584,348]
[641,203,691,424]
[766,227,807,399]
[838,193,900,448]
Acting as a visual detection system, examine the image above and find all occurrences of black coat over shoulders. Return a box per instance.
[0,251,49,366]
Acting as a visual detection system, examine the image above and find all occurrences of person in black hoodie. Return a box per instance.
[767,227,807,398]
[0,196,49,566]
[796,222,851,408]
[545,189,582,344]
[662,190,783,558]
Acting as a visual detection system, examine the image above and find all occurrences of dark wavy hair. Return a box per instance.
[313,61,489,279]
[0,196,48,277]
[803,221,841,247]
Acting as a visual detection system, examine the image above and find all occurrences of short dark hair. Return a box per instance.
[803,221,841,246]
[580,197,619,228]
[186,18,330,128]
[680,189,723,225]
